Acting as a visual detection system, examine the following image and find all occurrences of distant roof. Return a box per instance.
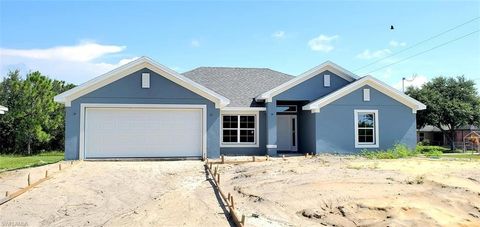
[418,125,479,132]
[183,67,294,107]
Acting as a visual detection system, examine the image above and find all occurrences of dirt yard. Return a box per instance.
[0,161,230,226]
[217,156,480,226]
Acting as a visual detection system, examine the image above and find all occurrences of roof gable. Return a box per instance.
[54,57,230,108]
[303,76,427,113]
[256,61,358,102]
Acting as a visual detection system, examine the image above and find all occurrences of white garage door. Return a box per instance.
[84,107,203,159]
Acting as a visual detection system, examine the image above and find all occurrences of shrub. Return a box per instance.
[424,150,443,158]
[361,144,418,159]
[416,145,446,154]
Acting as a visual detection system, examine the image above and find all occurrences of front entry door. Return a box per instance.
[276,115,298,151]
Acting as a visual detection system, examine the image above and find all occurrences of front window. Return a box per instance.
[355,110,379,148]
[222,115,256,145]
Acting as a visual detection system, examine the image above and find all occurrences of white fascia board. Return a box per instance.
[256,61,358,102]
[221,107,266,112]
[54,56,230,108]
[303,76,427,113]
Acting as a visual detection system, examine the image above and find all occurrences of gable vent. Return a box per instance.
[142,73,150,88]
[324,74,331,87]
[363,88,370,101]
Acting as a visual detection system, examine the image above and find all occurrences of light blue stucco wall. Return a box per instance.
[274,70,350,101]
[298,110,316,153]
[65,68,220,160]
[314,85,417,154]
[219,112,267,156]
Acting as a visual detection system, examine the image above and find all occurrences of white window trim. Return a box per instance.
[324,74,331,87]
[354,109,379,148]
[220,111,259,148]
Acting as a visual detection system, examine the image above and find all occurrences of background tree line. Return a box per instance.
[407,76,480,150]
[0,70,75,155]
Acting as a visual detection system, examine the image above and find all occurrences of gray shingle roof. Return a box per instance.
[182,67,294,107]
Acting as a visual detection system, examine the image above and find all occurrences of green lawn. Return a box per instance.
[0,151,64,172]
[441,153,480,160]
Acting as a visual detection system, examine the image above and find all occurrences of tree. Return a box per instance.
[0,70,75,154]
[407,76,480,150]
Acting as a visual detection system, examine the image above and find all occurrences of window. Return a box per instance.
[276,105,297,113]
[222,114,256,145]
[363,89,370,101]
[142,73,150,88]
[324,74,331,87]
[354,110,379,148]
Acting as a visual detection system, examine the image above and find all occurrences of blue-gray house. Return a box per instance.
[54,57,426,160]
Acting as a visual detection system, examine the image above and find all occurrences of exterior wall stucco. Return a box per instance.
[65,68,220,160]
[275,70,351,101]
[314,85,417,154]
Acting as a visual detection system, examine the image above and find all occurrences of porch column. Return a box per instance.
[266,101,277,156]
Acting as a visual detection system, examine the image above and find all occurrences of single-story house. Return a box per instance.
[0,105,8,114]
[54,57,426,160]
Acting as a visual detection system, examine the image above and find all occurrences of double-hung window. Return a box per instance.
[354,110,379,148]
[222,114,257,146]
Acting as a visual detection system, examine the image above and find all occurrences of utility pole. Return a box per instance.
[402,74,418,93]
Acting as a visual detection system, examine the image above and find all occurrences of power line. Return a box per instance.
[366,29,480,74]
[354,16,480,73]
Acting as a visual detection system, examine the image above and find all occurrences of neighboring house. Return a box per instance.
[418,125,479,148]
[54,57,426,160]
[0,105,8,114]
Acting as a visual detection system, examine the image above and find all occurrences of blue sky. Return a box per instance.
[1,0,479,91]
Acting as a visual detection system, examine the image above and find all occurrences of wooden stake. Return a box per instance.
[214,166,218,176]
[228,192,231,201]
[221,155,225,164]
[230,196,235,209]
[71,161,74,165]
[304,153,308,158]
[241,214,246,225]
[282,155,285,160]
[5,191,9,197]
[27,173,31,186]
[209,162,213,170]
[45,170,48,178]
[266,155,269,161]
[252,156,256,162]
[217,174,221,185]
[59,163,62,171]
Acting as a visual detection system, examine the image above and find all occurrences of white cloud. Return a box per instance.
[389,40,407,47]
[308,34,339,52]
[0,42,125,62]
[272,31,285,39]
[190,39,200,48]
[356,49,392,60]
[393,75,429,90]
[0,42,138,84]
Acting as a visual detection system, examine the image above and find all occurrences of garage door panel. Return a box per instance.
[84,107,203,158]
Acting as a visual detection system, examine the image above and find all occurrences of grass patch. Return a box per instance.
[441,153,480,160]
[0,151,64,172]
[361,144,418,159]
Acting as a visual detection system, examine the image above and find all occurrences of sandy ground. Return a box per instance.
[0,161,230,227]
[216,156,480,227]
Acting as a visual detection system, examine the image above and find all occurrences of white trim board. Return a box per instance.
[354,109,380,148]
[256,61,358,102]
[54,57,230,108]
[303,76,427,113]
[79,103,207,160]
